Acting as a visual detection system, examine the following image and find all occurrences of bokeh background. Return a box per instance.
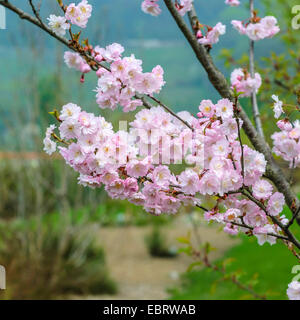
[0,0,299,299]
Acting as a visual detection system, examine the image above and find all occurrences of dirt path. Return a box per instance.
[85,216,239,300]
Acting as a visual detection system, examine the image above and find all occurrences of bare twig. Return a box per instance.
[249,0,264,138]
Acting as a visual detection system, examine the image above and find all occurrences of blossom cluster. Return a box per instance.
[64,43,165,112]
[141,0,193,17]
[64,51,91,75]
[225,0,240,6]
[45,97,288,247]
[197,23,226,46]
[141,0,161,16]
[232,16,280,41]
[48,0,92,36]
[287,281,300,300]
[230,68,262,97]
[271,97,300,169]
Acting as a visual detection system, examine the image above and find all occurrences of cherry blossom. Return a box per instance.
[271,95,283,119]
[65,0,92,28]
[175,0,194,17]
[198,23,226,46]
[287,281,300,300]
[225,0,240,6]
[231,68,262,97]
[47,15,70,36]
[232,16,280,41]
[141,0,162,16]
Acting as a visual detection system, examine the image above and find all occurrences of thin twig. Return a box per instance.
[249,0,264,138]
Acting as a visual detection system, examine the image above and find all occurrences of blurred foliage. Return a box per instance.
[0,156,176,224]
[170,200,300,300]
[0,158,105,218]
[145,227,178,258]
[170,235,298,300]
[0,212,117,299]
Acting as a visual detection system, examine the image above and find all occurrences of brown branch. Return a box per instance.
[196,204,291,243]
[28,0,44,27]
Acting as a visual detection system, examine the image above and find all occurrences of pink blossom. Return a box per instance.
[198,100,215,118]
[231,68,262,97]
[178,169,200,195]
[231,20,246,35]
[43,137,56,155]
[47,15,70,36]
[287,281,300,300]
[78,111,98,135]
[65,0,92,28]
[224,208,241,222]
[60,103,81,121]
[253,225,277,246]
[225,0,240,6]
[126,159,151,178]
[198,23,226,46]
[252,179,273,200]
[244,211,268,228]
[267,192,285,216]
[64,51,91,73]
[272,95,283,119]
[215,98,234,119]
[232,16,280,41]
[150,165,172,187]
[141,0,161,17]
[224,223,239,235]
[176,0,193,17]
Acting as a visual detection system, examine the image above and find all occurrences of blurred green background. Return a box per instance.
[0,0,299,300]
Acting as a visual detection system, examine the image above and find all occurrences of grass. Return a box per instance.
[170,235,299,300]
[0,212,117,299]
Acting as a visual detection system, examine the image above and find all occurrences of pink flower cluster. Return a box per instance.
[230,68,262,97]
[232,16,280,41]
[141,0,161,17]
[225,0,240,6]
[287,281,300,300]
[175,0,194,17]
[141,0,193,17]
[65,0,92,28]
[44,97,288,246]
[197,23,226,46]
[64,43,165,112]
[47,1,92,36]
[64,51,91,74]
[95,45,165,112]
[272,118,300,169]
